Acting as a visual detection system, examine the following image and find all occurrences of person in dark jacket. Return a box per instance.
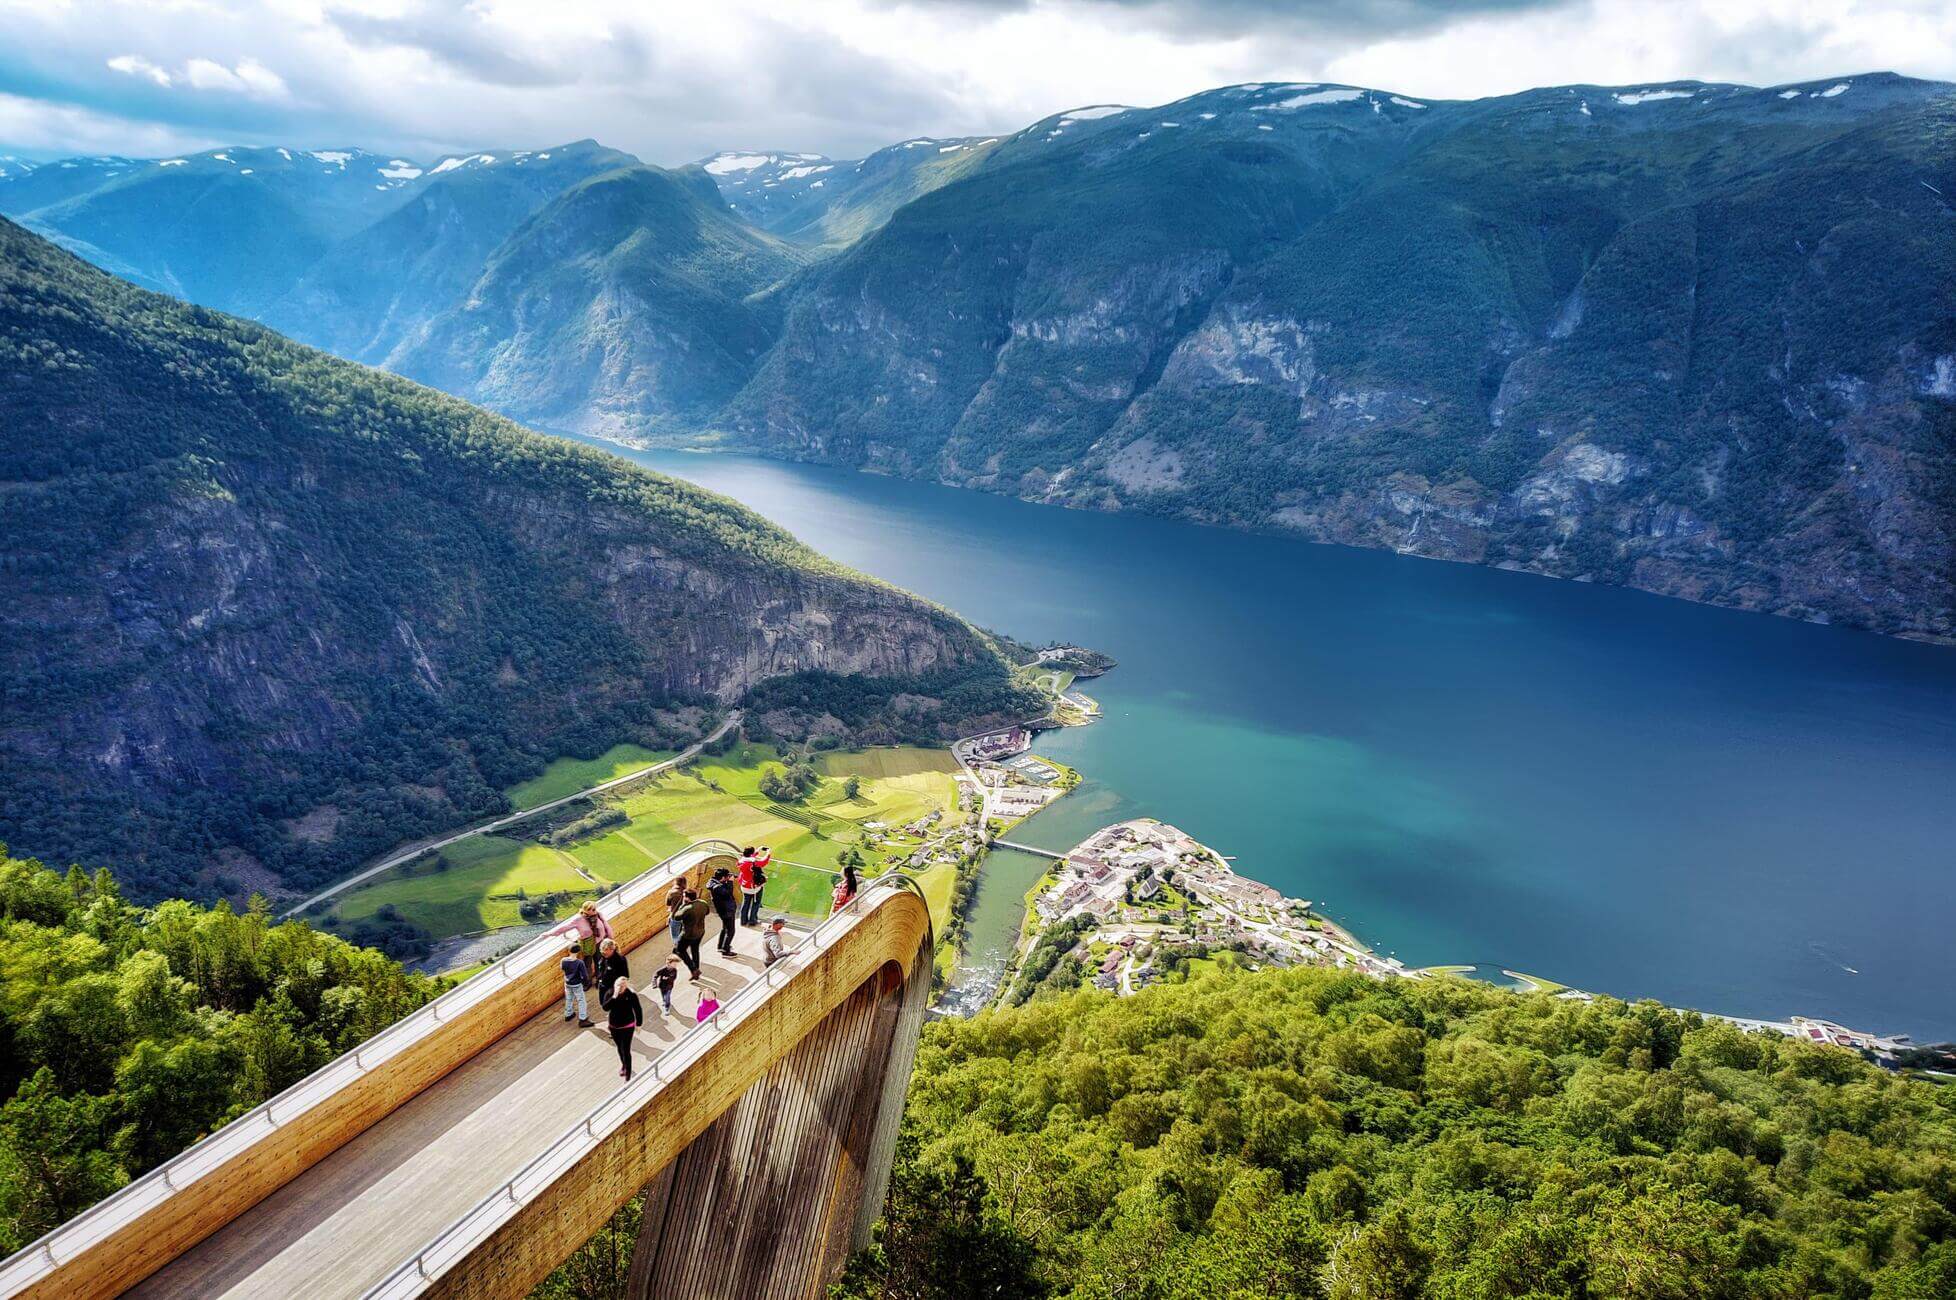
[560,944,591,1027]
[606,977,643,1079]
[654,955,679,1014]
[674,888,711,980]
[707,866,739,957]
[594,937,629,1011]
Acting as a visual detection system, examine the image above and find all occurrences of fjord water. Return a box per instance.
[587,441,1956,1041]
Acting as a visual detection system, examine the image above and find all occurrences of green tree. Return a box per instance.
[0,1070,125,1253]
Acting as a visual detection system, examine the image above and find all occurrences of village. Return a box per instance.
[1005,819,1930,1070]
[1011,817,1426,997]
[952,724,1077,827]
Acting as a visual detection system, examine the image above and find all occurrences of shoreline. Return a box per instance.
[987,815,1933,1068]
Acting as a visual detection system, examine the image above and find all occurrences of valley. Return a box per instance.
[6,74,1951,643]
[5,18,1956,1296]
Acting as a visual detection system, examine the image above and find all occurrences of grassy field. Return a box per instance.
[332,835,595,937]
[505,744,677,811]
[325,742,964,945]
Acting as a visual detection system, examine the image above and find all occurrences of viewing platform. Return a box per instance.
[0,842,934,1300]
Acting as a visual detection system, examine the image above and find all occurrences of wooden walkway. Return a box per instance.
[129,920,777,1300]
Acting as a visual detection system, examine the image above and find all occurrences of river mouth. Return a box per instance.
[564,438,1956,1042]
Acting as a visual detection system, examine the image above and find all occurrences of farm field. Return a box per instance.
[505,743,677,811]
[331,835,596,938]
[322,743,965,953]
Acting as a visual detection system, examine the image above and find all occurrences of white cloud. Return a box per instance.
[1323,0,1956,99]
[4,0,1954,163]
[181,56,288,99]
[106,54,171,88]
[0,91,218,157]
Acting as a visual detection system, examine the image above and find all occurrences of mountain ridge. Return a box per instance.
[721,71,1956,642]
[5,72,1950,640]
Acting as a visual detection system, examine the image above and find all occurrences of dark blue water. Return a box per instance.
[577,440,1956,1041]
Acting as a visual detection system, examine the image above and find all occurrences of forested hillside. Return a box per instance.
[0,850,441,1253]
[838,967,1956,1299]
[0,219,1036,900]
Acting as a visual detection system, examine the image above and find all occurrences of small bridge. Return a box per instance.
[0,841,933,1300]
[991,839,1065,859]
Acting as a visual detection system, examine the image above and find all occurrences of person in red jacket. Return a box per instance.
[738,845,771,926]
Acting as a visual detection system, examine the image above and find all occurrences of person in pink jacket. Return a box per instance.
[548,901,614,990]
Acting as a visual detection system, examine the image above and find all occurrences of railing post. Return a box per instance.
[42,1242,57,1268]
[161,1165,176,1190]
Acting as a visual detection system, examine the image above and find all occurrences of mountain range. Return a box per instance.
[4,72,1951,640]
[0,218,1036,900]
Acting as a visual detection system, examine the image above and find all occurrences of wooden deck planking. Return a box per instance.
[129,923,777,1300]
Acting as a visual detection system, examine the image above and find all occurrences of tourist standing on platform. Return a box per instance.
[607,977,643,1079]
[655,956,679,1014]
[560,944,591,1026]
[708,866,739,957]
[832,864,859,911]
[666,877,688,943]
[738,846,770,926]
[674,888,710,980]
[762,917,789,967]
[595,937,629,1011]
[548,901,614,991]
[696,990,720,1024]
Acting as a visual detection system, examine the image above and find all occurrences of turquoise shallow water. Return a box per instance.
[574,440,1956,1041]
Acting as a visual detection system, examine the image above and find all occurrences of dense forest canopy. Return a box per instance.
[837,967,1956,1299]
[0,849,441,1253]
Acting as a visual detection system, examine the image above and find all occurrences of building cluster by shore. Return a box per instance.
[1006,818,1933,1069]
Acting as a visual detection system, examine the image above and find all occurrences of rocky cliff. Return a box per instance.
[0,218,1028,899]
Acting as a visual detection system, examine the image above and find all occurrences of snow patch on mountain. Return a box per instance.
[1254,88,1364,109]
[704,153,773,175]
[430,153,494,175]
[1059,105,1132,121]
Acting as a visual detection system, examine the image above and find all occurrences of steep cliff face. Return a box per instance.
[727,77,1956,641]
[0,219,1021,899]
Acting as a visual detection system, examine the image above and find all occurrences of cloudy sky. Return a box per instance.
[2,0,1952,163]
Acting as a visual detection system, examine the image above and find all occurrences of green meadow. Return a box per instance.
[504,743,678,811]
[323,742,965,955]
